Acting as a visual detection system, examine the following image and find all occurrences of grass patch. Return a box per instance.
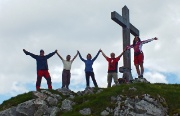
[0,91,34,111]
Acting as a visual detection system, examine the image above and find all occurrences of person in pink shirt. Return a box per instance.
[127,36,158,78]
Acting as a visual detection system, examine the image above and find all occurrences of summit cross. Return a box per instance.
[111,5,139,81]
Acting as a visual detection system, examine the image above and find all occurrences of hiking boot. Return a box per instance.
[140,75,143,78]
[85,86,90,90]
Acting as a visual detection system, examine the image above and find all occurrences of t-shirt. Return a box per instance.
[106,57,120,73]
[62,59,73,70]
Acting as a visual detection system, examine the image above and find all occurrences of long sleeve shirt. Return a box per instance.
[24,51,56,70]
[127,38,154,53]
[79,51,100,72]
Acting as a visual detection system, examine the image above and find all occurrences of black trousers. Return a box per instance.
[85,72,98,87]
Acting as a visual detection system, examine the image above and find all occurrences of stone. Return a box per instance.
[79,108,91,115]
[49,107,60,116]
[56,88,73,96]
[129,87,137,91]
[33,91,47,100]
[16,99,37,116]
[0,107,17,116]
[61,99,73,111]
[101,110,109,116]
[46,96,58,106]
[34,104,48,116]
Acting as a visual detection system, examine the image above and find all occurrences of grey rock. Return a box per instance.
[101,110,109,116]
[16,99,36,116]
[69,95,75,99]
[56,88,73,96]
[34,104,48,116]
[33,91,47,100]
[129,87,137,91]
[0,107,17,116]
[46,96,58,106]
[79,108,91,115]
[49,107,60,116]
[61,99,73,111]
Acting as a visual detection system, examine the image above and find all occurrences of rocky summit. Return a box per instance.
[0,78,179,116]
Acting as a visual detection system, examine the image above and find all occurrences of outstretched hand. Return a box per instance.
[55,50,58,53]
[99,49,102,52]
[23,49,26,52]
[154,37,158,40]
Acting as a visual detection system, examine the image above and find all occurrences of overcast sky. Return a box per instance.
[0,0,180,104]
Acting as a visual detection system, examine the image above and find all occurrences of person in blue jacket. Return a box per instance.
[78,50,101,88]
[23,49,57,91]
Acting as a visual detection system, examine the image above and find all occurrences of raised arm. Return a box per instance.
[56,51,64,60]
[71,51,78,62]
[100,49,108,59]
[117,48,127,58]
[46,50,57,59]
[126,44,134,50]
[141,37,158,44]
[78,51,85,62]
[92,49,101,61]
[23,49,37,59]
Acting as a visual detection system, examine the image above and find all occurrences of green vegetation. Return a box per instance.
[60,83,180,116]
[0,92,33,111]
[0,83,180,116]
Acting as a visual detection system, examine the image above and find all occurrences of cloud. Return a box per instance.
[144,72,168,84]
[0,0,180,104]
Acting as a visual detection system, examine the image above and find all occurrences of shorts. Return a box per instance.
[134,52,144,65]
[37,70,50,78]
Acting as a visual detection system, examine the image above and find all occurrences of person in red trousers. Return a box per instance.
[23,49,57,91]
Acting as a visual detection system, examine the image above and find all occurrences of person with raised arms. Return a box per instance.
[23,49,57,91]
[101,49,126,87]
[56,51,78,89]
[78,50,101,88]
[126,36,158,78]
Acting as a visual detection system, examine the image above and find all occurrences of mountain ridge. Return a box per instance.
[0,82,179,116]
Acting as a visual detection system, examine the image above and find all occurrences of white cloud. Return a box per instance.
[144,72,168,84]
[0,0,180,103]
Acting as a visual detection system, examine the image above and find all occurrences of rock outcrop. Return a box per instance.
[0,83,174,116]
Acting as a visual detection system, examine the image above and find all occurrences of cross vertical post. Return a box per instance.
[111,6,139,81]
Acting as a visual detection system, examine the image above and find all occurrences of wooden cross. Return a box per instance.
[111,5,139,81]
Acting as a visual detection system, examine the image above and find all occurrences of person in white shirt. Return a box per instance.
[57,51,78,89]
